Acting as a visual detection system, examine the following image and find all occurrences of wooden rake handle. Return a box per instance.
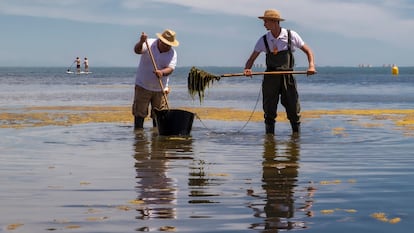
[221,70,309,77]
[144,39,170,109]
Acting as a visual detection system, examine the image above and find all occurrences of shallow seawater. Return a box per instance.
[1,66,414,232]
[2,115,414,232]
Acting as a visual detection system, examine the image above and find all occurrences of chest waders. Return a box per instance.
[262,30,301,134]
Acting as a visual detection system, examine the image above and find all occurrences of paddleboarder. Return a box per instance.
[243,9,316,135]
[132,29,179,130]
[75,57,81,74]
[83,57,89,73]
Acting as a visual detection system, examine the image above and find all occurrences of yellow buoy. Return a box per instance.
[392,65,399,75]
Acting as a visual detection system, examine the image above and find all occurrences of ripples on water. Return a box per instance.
[1,117,414,232]
[1,66,414,110]
[130,124,313,232]
[1,67,414,232]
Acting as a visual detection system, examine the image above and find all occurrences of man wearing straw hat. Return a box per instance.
[132,29,179,130]
[244,9,316,135]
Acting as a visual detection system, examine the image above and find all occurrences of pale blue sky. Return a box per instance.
[0,0,413,67]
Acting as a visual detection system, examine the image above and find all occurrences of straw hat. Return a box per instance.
[156,29,179,47]
[258,9,285,21]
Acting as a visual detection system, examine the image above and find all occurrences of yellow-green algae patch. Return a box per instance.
[0,106,132,128]
[1,106,414,133]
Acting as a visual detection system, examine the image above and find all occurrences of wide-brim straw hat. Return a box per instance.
[156,29,179,47]
[258,9,285,21]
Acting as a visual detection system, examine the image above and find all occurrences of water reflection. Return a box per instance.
[250,135,312,231]
[133,130,193,222]
[188,159,224,205]
[187,135,228,206]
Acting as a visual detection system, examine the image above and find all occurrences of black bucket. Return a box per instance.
[154,109,195,136]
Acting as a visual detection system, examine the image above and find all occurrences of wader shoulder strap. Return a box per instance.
[287,29,292,52]
[263,31,291,53]
[287,29,294,68]
[262,35,270,54]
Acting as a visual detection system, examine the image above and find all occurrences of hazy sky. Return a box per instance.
[1,0,413,67]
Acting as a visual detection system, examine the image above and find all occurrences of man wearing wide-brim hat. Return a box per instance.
[132,29,180,130]
[243,9,316,135]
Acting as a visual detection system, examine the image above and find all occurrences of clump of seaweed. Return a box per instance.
[187,66,220,103]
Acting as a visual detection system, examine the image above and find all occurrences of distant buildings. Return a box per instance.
[358,64,397,68]
[253,63,265,68]
[358,64,372,68]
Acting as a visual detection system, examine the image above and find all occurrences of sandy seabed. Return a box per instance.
[1,106,414,137]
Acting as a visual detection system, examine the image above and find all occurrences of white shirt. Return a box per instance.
[135,38,177,91]
[254,28,305,54]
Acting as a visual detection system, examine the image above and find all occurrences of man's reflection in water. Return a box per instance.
[249,135,314,231]
[133,131,193,222]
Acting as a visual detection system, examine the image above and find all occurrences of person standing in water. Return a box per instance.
[83,57,89,73]
[132,29,179,130]
[243,9,316,135]
[75,57,81,74]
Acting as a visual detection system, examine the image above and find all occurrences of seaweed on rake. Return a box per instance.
[187,66,220,103]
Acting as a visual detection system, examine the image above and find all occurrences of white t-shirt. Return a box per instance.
[135,38,177,91]
[254,28,305,54]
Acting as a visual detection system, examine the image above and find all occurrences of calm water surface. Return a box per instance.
[1,67,414,232]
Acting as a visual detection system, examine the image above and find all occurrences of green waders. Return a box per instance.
[262,30,301,135]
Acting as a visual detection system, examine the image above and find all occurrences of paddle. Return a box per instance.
[144,39,170,110]
[66,61,75,73]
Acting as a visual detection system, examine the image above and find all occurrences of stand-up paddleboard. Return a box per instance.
[66,70,92,75]
[66,57,91,75]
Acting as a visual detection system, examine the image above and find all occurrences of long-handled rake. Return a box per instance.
[187,66,308,102]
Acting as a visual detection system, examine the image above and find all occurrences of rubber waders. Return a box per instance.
[134,117,144,129]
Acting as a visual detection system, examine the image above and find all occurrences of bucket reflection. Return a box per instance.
[187,159,224,205]
[133,130,193,222]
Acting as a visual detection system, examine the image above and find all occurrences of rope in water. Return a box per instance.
[193,83,262,134]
